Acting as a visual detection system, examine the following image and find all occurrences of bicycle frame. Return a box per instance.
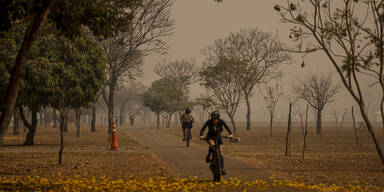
[203,136,230,182]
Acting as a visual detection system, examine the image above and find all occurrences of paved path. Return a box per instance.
[126,128,271,181]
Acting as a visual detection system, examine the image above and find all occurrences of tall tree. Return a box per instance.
[142,79,170,130]
[275,0,384,164]
[0,0,139,147]
[200,58,243,135]
[49,35,106,164]
[202,28,291,131]
[100,0,174,135]
[291,73,340,134]
[154,58,198,118]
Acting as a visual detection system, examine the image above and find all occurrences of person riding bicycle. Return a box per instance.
[200,111,233,175]
[181,108,195,141]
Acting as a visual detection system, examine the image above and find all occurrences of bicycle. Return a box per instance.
[201,136,233,182]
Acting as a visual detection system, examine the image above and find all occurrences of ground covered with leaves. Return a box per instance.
[163,121,384,190]
[1,123,384,191]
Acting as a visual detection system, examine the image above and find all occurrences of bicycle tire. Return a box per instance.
[213,148,222,182]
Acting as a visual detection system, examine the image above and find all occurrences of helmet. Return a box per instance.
[210,111,220,119]
[185,108,191,114]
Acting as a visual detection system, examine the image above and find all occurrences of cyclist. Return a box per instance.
[181,108,195,141]
[200,111,233,175]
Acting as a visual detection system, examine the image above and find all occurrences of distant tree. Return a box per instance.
[262,83,283,137]
[202,28,291,131]
[115,83,147,126]
[291,73,340,134]
[154,58,199,117]
[142,79,169,130]
[200,58,243,135]
[196,95,219,119]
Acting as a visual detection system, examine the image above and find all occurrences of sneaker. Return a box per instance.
[221,169,226,175]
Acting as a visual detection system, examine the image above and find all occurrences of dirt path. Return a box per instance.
[126,127,271,181]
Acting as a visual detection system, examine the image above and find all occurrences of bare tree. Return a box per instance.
[262,83,282,137]
[154,58,199,117]
[200,58,243,135]
[202,28,291,131]
[100,0,174,135]
[297,103,309,160]
[275,0,384,164]
[291,73,340,134]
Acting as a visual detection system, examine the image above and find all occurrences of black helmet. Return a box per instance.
[185,108,191,114]
[210,111,220,119]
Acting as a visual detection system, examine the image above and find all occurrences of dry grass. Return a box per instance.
[0,124,172,179]
[162,121,384,186]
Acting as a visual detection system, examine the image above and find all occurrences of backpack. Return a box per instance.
[182,113,193,123]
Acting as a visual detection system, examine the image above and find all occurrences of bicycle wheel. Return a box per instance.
[212,148,222,182]
[186,128,190,147]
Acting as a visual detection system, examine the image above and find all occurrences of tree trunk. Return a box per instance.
[229,116,237,136]
[269,113,274,137]
[156,113,160,130]
[91,103,96,132]
[245,94,251,131]
[351,106,359,146]
[53,108,57,128]
[19,107,39,146]
[106,79,117,138]
[302,104,309,160]
[0,0,53,147]
[44,108,48,128]
[75,108,81,138]
[63,117,68,132]
[60,116,68,132]
[13,110,19,136]
[58,115,64,165]
[166,114,172,128]
[285,102,292,156]
[359,103,384,164]
[143,110,147,125]
[381,96,384,137]
[316,109,322,134]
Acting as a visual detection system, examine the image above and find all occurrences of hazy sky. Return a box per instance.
[140,0,381,123]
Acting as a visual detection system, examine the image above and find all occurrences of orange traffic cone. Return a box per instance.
[111,121,119,150]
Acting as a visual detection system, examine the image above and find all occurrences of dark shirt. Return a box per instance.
[200,119,232,137]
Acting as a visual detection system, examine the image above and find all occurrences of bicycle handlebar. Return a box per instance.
[200,136,231,140]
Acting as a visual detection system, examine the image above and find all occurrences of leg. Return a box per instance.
[206,139,215,163]
[188,123,193,139]
[182,128,186,141]
[219,144,226,175]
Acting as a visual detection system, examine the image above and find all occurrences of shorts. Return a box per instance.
[206,134,223,145]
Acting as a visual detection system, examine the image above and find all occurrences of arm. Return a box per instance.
[221,120,232,135]
[180,114,184,121]
[200,121,209,136]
